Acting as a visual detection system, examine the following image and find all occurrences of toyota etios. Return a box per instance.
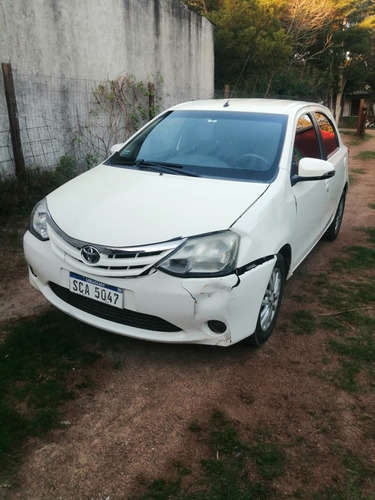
[24,99,349,346]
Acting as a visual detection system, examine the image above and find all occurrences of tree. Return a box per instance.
[181,0,219,14]
[181,0,375,107]
[209,0,292,96]
[279,0,336,61]
[308,0,375,116]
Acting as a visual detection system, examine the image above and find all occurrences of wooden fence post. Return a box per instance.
[2,62,25,179]
[356,99,367,139]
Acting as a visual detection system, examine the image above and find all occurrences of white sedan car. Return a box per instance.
[24,99,348,347]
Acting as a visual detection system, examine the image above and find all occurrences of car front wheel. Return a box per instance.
[247,254,285,346]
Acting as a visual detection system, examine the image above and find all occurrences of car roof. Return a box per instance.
[170,98,324,116]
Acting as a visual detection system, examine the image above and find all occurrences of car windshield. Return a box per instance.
[106,110,288,182]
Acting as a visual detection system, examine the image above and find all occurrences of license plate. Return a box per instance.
[69,272,123,309]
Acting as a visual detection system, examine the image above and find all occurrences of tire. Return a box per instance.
[247,254,285,346]
[323,191,346,241]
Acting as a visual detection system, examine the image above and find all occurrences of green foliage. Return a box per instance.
[55,154,76,184]
[208,411,242,454]
[353,151,375,161]
[73,72,163,163]
[316,227,375,392]
[314,448,375,499]
[339,130,372,145]
[250,434,285,481]
[84,152,99,169]
[0,310,101,474]
[290,310,316,336]
[138,477,183,499]
[351,168,366,175]
[209,0,293,95]
[333,244,375,273]
[0,155,77,217]
[181,0,219,15]
[137,410,284,499]
[267,66,328,101]
[194,0,375,103]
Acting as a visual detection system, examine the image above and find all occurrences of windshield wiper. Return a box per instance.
[136,159,183,168]
[135,159,198,177]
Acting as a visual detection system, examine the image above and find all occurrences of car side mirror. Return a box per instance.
[109,143,125,155]
[291,157,335,186]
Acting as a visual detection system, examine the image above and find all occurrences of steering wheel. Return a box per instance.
[237,154,268,170]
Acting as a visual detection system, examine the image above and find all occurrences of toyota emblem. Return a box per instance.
[81,245,100,264]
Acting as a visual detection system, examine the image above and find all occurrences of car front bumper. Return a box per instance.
[23,230,275,346]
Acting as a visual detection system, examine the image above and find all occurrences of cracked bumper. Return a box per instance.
[24,231,275,346]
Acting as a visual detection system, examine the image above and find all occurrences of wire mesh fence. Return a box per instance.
[0,121,14,176]
[1,73,97,178]
[0,70,214,179]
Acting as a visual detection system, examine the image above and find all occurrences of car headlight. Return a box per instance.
[157,231,239,277]
[29,198,49,241]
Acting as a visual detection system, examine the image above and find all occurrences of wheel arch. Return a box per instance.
[278,244,292,278]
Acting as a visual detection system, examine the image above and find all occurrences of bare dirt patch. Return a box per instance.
[1,131,375,499]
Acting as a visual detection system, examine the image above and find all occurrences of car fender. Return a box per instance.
[180,255,277,345]
[232,169,296,270]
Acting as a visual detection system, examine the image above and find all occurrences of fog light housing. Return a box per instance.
[207,320,227,334]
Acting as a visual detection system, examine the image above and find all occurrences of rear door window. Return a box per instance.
[314,112,339,158]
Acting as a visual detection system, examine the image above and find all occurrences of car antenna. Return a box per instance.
[224,51,252,107]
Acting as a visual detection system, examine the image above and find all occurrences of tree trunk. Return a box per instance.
[334,69,346,122]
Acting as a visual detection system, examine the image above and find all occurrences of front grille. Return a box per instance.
[49,282,181,333]
[47,219,182,278]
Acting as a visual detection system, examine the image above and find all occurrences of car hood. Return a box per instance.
[47,165,269,247]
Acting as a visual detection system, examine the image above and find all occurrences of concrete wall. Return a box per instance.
[0,0,214,176]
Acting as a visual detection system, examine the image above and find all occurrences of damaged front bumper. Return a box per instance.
[24,230,276,346]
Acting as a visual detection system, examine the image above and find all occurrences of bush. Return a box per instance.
[0,155,77,217]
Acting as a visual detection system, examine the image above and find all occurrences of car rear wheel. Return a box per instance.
[247,254,285,346]
[323,191,346,241]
